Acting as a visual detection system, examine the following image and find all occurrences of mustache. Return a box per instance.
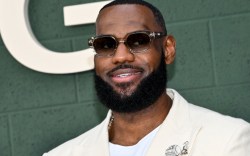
[107,64,144,75]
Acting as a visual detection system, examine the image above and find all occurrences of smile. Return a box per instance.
[116,72,139,78]
[109,68,144,84]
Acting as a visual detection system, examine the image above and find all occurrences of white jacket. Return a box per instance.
[43,89,250,156]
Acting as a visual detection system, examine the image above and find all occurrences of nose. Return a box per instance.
[111,42,135,64]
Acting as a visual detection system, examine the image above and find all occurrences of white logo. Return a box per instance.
[0,0,112,74]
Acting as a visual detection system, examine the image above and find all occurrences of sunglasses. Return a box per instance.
[88,30,166,57]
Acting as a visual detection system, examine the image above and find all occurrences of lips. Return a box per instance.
[108,66,144,84]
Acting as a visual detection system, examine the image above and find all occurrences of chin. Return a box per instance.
[113,83,138,97]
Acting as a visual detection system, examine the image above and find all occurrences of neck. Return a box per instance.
[109,92,172,146]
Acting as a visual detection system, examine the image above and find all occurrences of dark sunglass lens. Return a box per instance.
[93,36,116,55]
[127,33,150,52]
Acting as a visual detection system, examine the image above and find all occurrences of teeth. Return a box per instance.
[117,73,132,77]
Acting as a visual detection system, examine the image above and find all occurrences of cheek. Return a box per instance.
[94,57,113,77]
[141,50,162,71]
[150,43,164,68]
[94,58,105,76]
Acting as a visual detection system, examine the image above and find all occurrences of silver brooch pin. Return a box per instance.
[165,141,189,156]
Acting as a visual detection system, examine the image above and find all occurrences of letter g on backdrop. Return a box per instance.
[0,0,112,74]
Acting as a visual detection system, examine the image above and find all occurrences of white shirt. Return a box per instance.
[109,126,160,156]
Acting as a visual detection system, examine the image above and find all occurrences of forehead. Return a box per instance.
[96,4,161,36]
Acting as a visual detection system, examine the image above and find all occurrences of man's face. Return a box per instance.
[94,4,167,112]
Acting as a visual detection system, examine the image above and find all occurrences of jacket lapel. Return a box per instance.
[146,89,202,156]
[70,111,112,156]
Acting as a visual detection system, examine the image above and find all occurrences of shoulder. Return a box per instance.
[188,103,249,130]
[167,88,249,130]
[167,88,250,154]
[42,116,109,156]
[188,101,250,155]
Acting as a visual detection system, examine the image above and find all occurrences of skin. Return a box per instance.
[95,4,176,146]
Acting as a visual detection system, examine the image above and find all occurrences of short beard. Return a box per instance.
[94,56,167,113]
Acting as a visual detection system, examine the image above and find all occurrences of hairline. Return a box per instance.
[97,2,167,34]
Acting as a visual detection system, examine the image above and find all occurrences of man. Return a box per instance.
[43,0,250,156]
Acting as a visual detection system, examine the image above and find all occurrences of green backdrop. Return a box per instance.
[0,0,250,156]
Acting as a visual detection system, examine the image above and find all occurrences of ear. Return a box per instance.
[163,35,176,64]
